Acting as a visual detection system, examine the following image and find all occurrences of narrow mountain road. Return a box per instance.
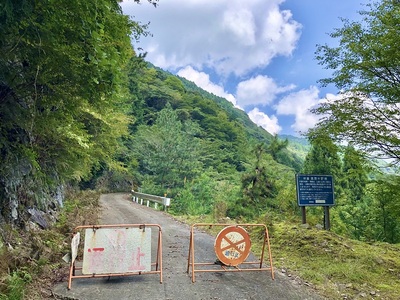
[53,193,325,300]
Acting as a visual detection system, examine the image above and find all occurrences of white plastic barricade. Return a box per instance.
[68,224,162,289]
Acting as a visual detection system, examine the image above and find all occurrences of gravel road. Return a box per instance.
[53,193,325,300]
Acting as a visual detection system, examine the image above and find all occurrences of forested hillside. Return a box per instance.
[114,57,309,219]
[116,58,399,244]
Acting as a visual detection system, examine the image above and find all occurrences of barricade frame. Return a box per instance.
[68,223,162,289]
[187,223,274,283]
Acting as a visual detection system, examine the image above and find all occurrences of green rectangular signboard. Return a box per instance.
[296,174,335,206]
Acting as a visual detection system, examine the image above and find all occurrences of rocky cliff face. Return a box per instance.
[0,158,64,228]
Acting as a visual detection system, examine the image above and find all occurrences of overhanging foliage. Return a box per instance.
[312,0,400,163]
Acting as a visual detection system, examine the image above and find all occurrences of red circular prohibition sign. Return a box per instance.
[214,226,251,267]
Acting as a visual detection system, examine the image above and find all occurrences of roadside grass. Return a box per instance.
[268,222,400,300]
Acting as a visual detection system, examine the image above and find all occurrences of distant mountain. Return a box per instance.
[279,134,309,146]
[279,134,310,161]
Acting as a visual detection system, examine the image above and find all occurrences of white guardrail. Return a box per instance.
[131,190,171,211]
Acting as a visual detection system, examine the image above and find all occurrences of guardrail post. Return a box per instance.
[131,190,171,211]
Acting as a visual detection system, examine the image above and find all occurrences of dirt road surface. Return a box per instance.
[53,193,325,300]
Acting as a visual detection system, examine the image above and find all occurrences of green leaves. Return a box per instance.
[0,0,147,221]
[313,0,400,163]
[132,105,203,191]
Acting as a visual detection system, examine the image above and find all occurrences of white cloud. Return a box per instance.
[222,8,256,46]
[177,66,237,105]
[236,75,295,107]
[263,7,300,56]
[121,0,301,77]
[275,86,323,134]
[248,108,282,135]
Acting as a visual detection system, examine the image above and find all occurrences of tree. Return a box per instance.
[0,0,149,222]
[132,105,203,193]
[267,135,289,161]
[341,145,369,202]
[302,134,342,180]
[311,0,400,164]
[368,176,400,243]
[301,134,343,222]
[228,144,277,219]
[173,172,216,216]
[337,146,370,240]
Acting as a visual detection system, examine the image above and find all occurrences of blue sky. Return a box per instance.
[121,0,369,136]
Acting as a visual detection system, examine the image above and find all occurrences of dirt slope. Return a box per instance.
[53,193,325,300]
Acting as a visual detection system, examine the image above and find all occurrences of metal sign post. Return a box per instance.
[324,206,331,230]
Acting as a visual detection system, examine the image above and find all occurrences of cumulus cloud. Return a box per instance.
[222,8,256,46]
[236,75,295,107]
[275,86,324,134]
[121,0,301,77]
[177,66,237,105]
[263,7,300,56]
[248,108,282,135]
